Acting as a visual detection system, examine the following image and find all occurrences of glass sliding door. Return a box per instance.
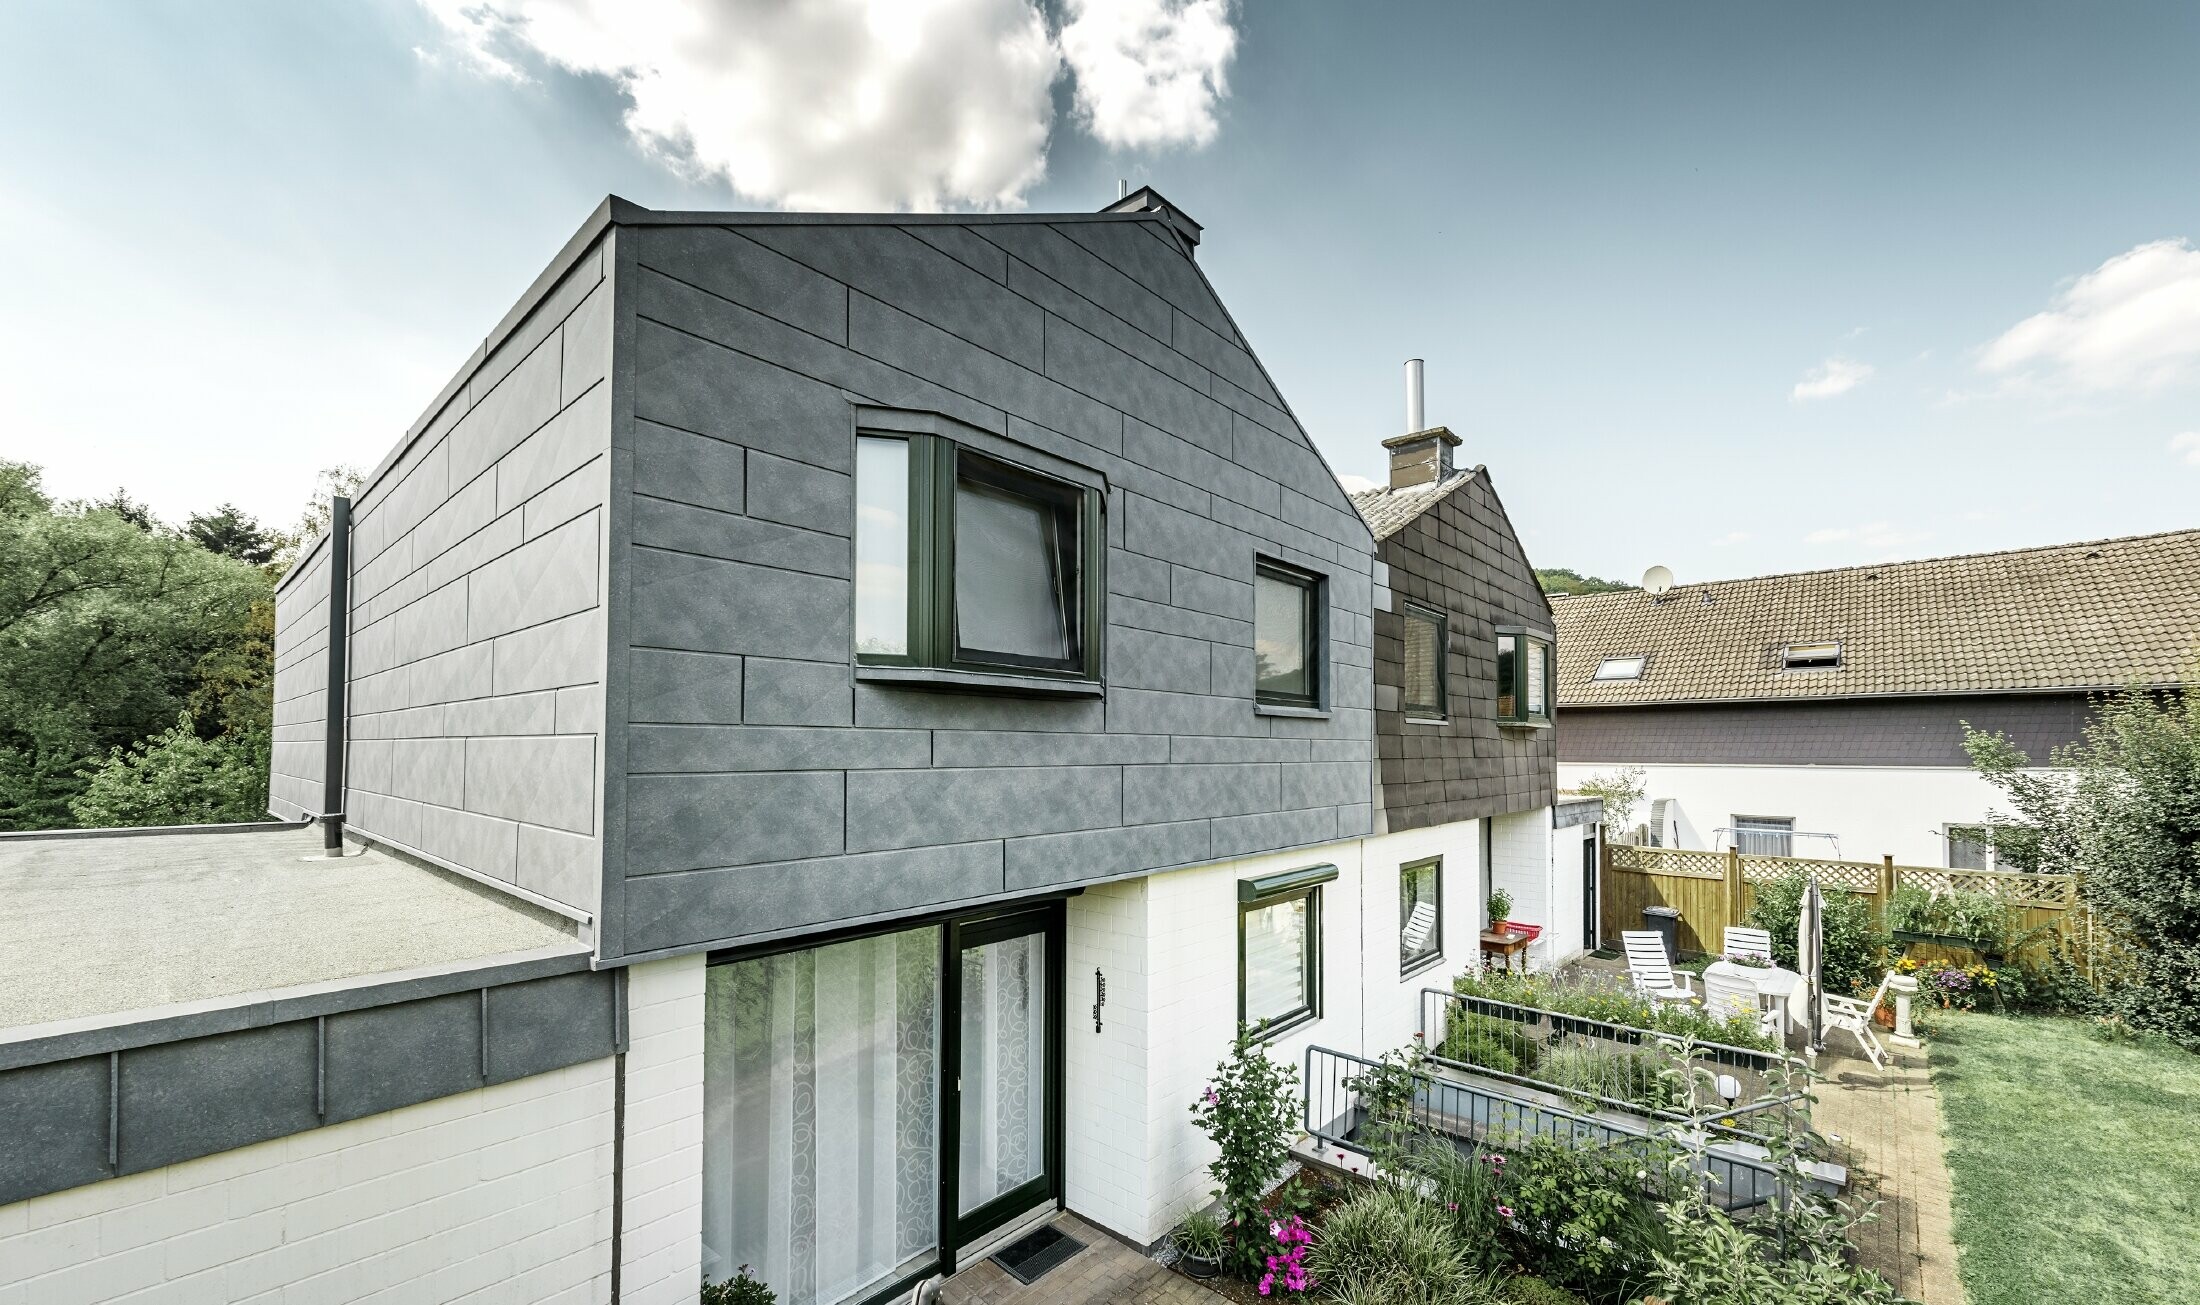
[701,926,942,1305]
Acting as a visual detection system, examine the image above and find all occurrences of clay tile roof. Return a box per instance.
[1346,469,1478,542]
[1551,527,2200,706]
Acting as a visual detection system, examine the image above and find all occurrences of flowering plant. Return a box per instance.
[1190,1023,1302,1278]
[1257,1215,1313,1296]
[1723,950,1774,969]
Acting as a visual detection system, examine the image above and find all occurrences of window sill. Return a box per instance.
[1254,703,1330,719]
[855,665,1105,698]
[1497,717,1553,731]
[1404,714,1449,727]
[1401,952,1447,980]
[1247,1008,1319,1042]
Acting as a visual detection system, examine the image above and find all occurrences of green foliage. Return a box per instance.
[1189,1024,1302,1277]
[1486,886,1514,924]
[699,1266,776,1305]
[1173,1207,1227,1258]
[1572,766,1646,836]
[1306,1185,1496,1305]
[1537,568,1633,596]
[0,461,273,830]
[185,503,279,566]
[1967,689,2200,1047]
[1500,1275,1588,1305]
[1443,1012,1543,1076]
[1450,969,1777,1052]
[1500,1136,1670,1294]
[1885,885,2011,951]
[68,713,268,827]
[1746,873,1890,995]
[1537,1044,1689,1113]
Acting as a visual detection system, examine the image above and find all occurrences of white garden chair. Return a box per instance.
[1621,930,1696,1007]
[1722,926,1774,961]
[1703,967,1781,1041]
[1823,971,1896,1069]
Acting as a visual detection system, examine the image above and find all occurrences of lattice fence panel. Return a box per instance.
[1894,866,2074,909]
[1610,845,1726,880]
[1740,853,1880,894]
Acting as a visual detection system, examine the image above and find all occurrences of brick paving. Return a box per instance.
[1813,1043,1967,1305]
[940,1213,1227,1305]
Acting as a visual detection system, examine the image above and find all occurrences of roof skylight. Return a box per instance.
[1594,655,1647,681]
[1782,642,1843,670]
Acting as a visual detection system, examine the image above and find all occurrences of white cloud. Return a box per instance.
[1790,356,1873,402]
[418,0,1239,212]
[1979,238,2200,392]
[1805,520,1930,552]
[1059,0,1236,151]
[418,0,1060,211]
[2171,431,2200,467]
[1335,472,1380,494]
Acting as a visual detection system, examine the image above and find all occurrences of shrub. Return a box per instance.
[1502,1276,1589,1305]
[68,713,268,828]
[1174,1207,1226,1258]
[1538,1045,1688,1113]
[1887,885,2012,951]
[1450,970,1775,1053]
[1499,1137,1669,1295]
[1189,1024,1302,1278]
[700,1266,776,1305]
[1443,1011,1543,1076]
[1307,1185,1492,1305]
[1746,873,1890,995]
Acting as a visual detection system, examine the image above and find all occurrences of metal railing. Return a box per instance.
[1302,1044,1795,1212]
[1418,989,1805,1136]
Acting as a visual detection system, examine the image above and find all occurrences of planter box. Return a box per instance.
[1892,929,2004,962]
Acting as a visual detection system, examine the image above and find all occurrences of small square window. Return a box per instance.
[1238,866,1332,1034]
[1255,560,1322,708]
[1594,655,1647,681]
[854,427,1103,682]
[1732,816,1795,857]
[1947,824,1994,871]
[1399,857,1443,972]
[1497,628,1554,726]
[1782,641,1842,671]
[1403,603,1447,719]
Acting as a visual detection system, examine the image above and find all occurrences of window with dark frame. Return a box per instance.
[854,430,1103,682]
[1496,627,1554,726]
[1254,559,1322,708]
[1402,602,1447,719]
[1238,866,1331,1034]
[1399,857,1443,971]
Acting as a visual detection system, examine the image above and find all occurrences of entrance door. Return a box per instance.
[1583,833,1600,951]
[942,908,1062,1261]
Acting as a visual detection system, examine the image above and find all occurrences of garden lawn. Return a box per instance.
[1928,1013,2200,1305]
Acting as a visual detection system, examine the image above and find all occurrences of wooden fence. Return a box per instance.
[1600,844,2078,966]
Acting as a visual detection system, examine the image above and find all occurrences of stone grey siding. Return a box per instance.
[1557,693,2094,768]
[321,234,616,917]
[1370,470,1557,830]
[268,540,332,821]
[598,212,1377,960]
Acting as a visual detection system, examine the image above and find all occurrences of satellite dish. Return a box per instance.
[1642,565,1674,596]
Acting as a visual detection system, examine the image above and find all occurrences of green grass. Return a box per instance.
[1928,1013,2200,1305]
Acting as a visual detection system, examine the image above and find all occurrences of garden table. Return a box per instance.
[1703,960,1801,1040]
[1478,928,1533,973]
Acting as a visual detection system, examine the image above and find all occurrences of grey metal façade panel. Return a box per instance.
[620,842,1006,953]
[322,990,483,1124]
[630,648,745,724]
[486,971,617,1084]
[0,1057,110,1205]
[119,1024,322,1172]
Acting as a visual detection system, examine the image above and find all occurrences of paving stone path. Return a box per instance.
[1812,1043,1968,1305]
[941,1214,1226,1305]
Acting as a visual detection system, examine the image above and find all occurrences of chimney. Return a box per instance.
[1382,358,1460,489]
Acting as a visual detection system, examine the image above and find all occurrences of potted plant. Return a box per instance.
[1486,887,1515,933]
[1173,1208,1226,1279]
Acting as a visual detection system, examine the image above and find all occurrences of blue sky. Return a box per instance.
[3,1,2196,585]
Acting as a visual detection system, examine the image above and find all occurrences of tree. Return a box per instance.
[69,713,268,828]
[1966,686,2200,1047]
[185,504,279,566]
[0,460,270,830]
[276,464,365,571]
[1537,567,1633,596]
[1574,765,1647,835]
[89,487,159,531]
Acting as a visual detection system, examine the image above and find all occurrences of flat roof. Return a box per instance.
[0,823,586,1035]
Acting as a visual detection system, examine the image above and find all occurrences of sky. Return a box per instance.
[2,1,2197,585]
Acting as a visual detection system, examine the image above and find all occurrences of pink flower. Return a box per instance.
[1258,1274,1274,1296]
[1497,1203,1514,1219]
[1446,1202,1458,1211]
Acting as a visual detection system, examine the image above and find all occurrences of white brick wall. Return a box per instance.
[1356,820,1485,1054]
[1064,878,1153,1238]
[617,954,705,1305]
[1545,821,1595,964]
[0,1059,614,1305]
[1491,808,1556,970]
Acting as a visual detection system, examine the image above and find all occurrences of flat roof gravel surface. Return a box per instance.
[0,824,583,1034]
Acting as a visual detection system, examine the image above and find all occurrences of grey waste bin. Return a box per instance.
[1640,905,1682,962]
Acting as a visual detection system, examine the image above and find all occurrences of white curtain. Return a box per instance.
[702,928,940,1305]
[956,934,1046,1215]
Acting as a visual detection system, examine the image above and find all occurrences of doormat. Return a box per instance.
[991,1225,1084,1286]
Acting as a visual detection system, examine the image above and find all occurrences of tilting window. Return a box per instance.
[1238,865,1334,1035]
[1399,857,1443,972]
[1594,655,1647,681]
[1782,641,1842,671]
[1403,602,1447,719]
[1496,628,1555,726]
[1946,824,1995,871]
[1254,559,1322,708]
[854,430,1102,681]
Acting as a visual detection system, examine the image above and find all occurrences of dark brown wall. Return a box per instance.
[1556,693,2093,768]
[1371,470,1557,831]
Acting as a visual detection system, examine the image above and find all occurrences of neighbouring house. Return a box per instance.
[1552,528,2200,867]
[2,193,1571,1305]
